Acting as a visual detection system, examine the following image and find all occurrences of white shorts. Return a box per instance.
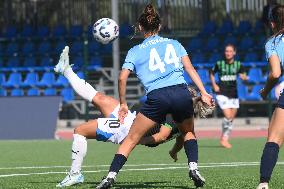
[216,95,239,109]
[96,105,136,144]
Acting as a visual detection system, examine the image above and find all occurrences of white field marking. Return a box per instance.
[1,162,284,178]
[0,161,269,170]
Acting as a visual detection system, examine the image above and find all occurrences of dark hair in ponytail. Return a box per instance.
[270,5,284,36]
[138,4,161,33]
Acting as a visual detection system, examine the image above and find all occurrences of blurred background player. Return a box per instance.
[54,46,182,187]
[257,5,284,189]
[210,44,248,148]
[96,4,213,189]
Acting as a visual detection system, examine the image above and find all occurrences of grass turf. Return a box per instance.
[0,138,283,189]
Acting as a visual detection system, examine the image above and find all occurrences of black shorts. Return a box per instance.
[140,84,194,124]
[276,91,284,109]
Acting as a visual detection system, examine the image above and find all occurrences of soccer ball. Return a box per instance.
[93,18,119,44]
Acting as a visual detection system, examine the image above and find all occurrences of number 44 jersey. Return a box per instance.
[122,35,188,94]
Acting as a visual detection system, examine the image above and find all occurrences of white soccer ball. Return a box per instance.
[93,18,119,44]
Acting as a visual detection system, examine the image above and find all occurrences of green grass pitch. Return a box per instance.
[0,138,284,189]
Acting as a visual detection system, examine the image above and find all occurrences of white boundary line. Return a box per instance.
[1,162,284,178]
[0,161,271,170]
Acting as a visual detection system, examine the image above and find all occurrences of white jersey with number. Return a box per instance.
[96,105,136,144]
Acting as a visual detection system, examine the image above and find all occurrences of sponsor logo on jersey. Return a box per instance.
[220,75,237,81]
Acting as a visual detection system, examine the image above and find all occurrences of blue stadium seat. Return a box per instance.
[252,20,265,34]
[21,25,34,38]
[191,52,206,63]
[120,23,133,37]
[38,41,51,55]
[37,26,49,38]
[208,53,222,63]
[3,26,17,39]
[54,75,69,88]
[0,43,3,56]
[5,42,19,56]
[37,72,56,87]
[261,53,267,62]
[27,88,40,96]
[236,20,252,35]
[87,56,102,70]
[11,89,24,97]
[244,52,259,62]
[70,41,83,54]
[44,88,57,96]
[205,85,212,94]
[2,72,22,88]
[246,85,263,101]
[88,41,101,53]
[52,25,66,37]
[270,88,276,100]
[239,36,254,50]
[54,41,67,54]
[223,36,238,46]
[199,21,217,36]
[60,88,75,103]
[69,25,83,37]
[183,71,193,84]
[23,57,37,67]
[255,35,266,50]
[237,83,248,101]
[197,69,210,83]
[22,41,35,55]
[0,89,7,96]
[73,56,84,69]
[217,19,234,35]
[0,73,5,85]
[247,68,266,83]
[77,71,85,79]
[187,37,203,52]
[6,57,20,68]
[40,56,53,67]
[204,37,220,51]
[101,44,112,54]
[21,72,39,88]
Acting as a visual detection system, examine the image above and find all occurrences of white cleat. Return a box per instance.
[256,183,269,189]
[56,171,84,187]
[54,46,70,75]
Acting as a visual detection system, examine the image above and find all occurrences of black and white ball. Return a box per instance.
[93,18,119,44]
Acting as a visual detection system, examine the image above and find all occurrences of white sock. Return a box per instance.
[107,172,117,179]
[189,162,198,170]
[64,67,97,102]
[222,118,233,138]
[71,134,87,173]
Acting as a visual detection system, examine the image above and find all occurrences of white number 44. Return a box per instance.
[149,44,179,73]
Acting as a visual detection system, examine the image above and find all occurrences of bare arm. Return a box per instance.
[209,70,220,93]
[260,55,281,99]
[182,56,213,105]
[118,69,131,122]
[239,73,248,81]
[169,134,184,162]
[139,125,172,145]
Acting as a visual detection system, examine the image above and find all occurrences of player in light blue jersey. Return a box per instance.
[257,5,284,189]
[96,4,213,189]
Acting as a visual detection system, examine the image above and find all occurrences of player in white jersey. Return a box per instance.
[55,46,180,187]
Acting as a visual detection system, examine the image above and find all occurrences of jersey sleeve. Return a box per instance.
[211,62,219,73]
[265,39,277,60]
[122,48,135,71]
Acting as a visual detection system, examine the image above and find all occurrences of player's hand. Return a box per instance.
[118,103,128,124]
[201,92,214,106]
[260,88,268,100]
[169,150,178,162]
[213,85,220,93]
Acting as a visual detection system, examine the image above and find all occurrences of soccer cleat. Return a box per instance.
[220,138,232,149]
[96,176,115,189]
[54,46,71,75]
[189,169,205,188]
[56,171,84,187]
[256,183,269,189]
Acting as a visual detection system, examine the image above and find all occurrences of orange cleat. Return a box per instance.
[220,138,232,148]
